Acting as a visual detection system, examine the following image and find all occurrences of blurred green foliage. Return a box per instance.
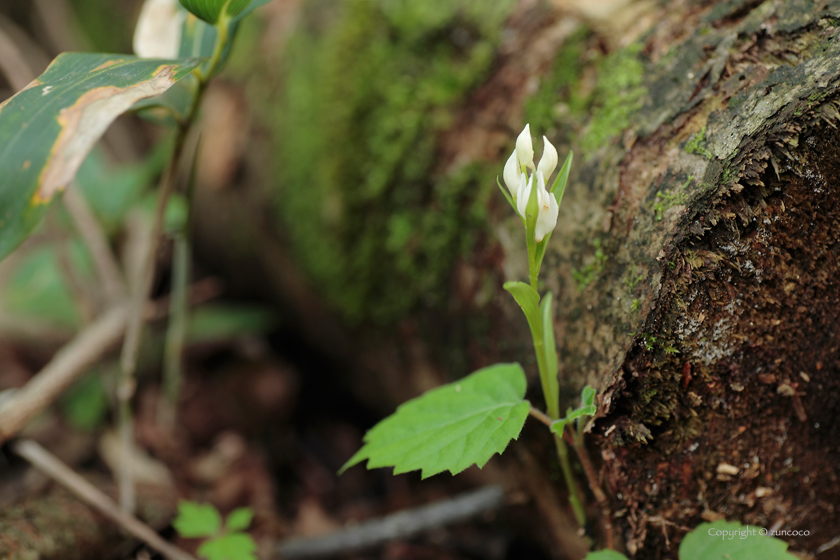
[274,0,515,323]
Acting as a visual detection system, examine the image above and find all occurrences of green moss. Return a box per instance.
[524,27,592,135]
[274,0,515,323]
[653,176,693,220]
[580,43,646,152]
[571,238,607,291]
[685,126,713,159]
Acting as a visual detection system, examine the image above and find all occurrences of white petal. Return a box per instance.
[537,135,558,183]
[516,124,534,169]
[133,0,185,59]
[503,150,521,197]
[516,173,532,219]
[535,174,559,242]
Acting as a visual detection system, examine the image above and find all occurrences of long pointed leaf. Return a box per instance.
[0,53,200,260]
[540,292,560,417]
[550,150,573,207]
[503,281,541,337]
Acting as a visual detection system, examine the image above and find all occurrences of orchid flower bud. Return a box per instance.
[503,149,522,199]
[537,135,558,183]
[515,124,535,170]
[516,172,532,220]
[534,172,559,242]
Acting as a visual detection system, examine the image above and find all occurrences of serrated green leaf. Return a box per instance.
[679,521,798,560]
[225,508,254,532]
[503,281,541,337]
[341,363,530,478]
[0,53,199,261]
[584,551,629,560]
[173,501,222,538]
[198,533,257,560]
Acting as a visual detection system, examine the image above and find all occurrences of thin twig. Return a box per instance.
[277,486,505,559]
[160,137,200,430]
[117,125,188,513]
[0,305,129,445]
[64,185,127,304]
[0,282,220,446]
[13,439,196,560]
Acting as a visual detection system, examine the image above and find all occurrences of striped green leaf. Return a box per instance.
[0,53,200,261]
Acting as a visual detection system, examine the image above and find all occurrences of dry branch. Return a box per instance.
[13,439,196,560]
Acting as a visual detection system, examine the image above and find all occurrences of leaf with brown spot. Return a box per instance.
[0,53,200,261]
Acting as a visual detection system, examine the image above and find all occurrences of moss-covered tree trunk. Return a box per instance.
[194,0,840,556]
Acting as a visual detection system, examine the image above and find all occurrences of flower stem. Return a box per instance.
[555,432,588,528]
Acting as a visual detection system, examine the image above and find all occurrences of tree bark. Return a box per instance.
[193,0,840,556]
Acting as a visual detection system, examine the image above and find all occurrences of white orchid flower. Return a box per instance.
[537,135,558,183]
[503,125,562,242]
[515,124,535,169]
[503,149,522,199]
[516,172,533,219]
[534,172,559,242]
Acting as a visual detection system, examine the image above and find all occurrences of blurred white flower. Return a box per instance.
[133,0,185,59]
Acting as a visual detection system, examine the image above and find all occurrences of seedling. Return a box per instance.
[173,501,258,560]
[343,125,607,541]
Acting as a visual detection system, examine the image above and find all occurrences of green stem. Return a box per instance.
[115,19,228,511]
[555,432,587,528]
[160,233,189,429]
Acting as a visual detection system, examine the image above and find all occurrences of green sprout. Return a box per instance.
[173,501,257,560]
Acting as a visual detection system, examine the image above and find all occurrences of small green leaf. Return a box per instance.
[503,281,541,338]
[0,53,200,261]
[61,373,108,431]
[186,304,275,344]
[225,508,254,532]
[679,521,798,560]
[549,418,567,436]
[198,533,257,560]
[178,0,252,24]
[581,385,596,408]
[340,363,530,478]
[584,551,629,560]
[550,150,573,207]
[496,176,516,213]
[540,292,560,417]
[173,501,222,538]
[2,241,94,329]
[565,405,596,422]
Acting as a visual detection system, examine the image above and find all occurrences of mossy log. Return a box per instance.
[193,0,840,556]
[0,476,175,559]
